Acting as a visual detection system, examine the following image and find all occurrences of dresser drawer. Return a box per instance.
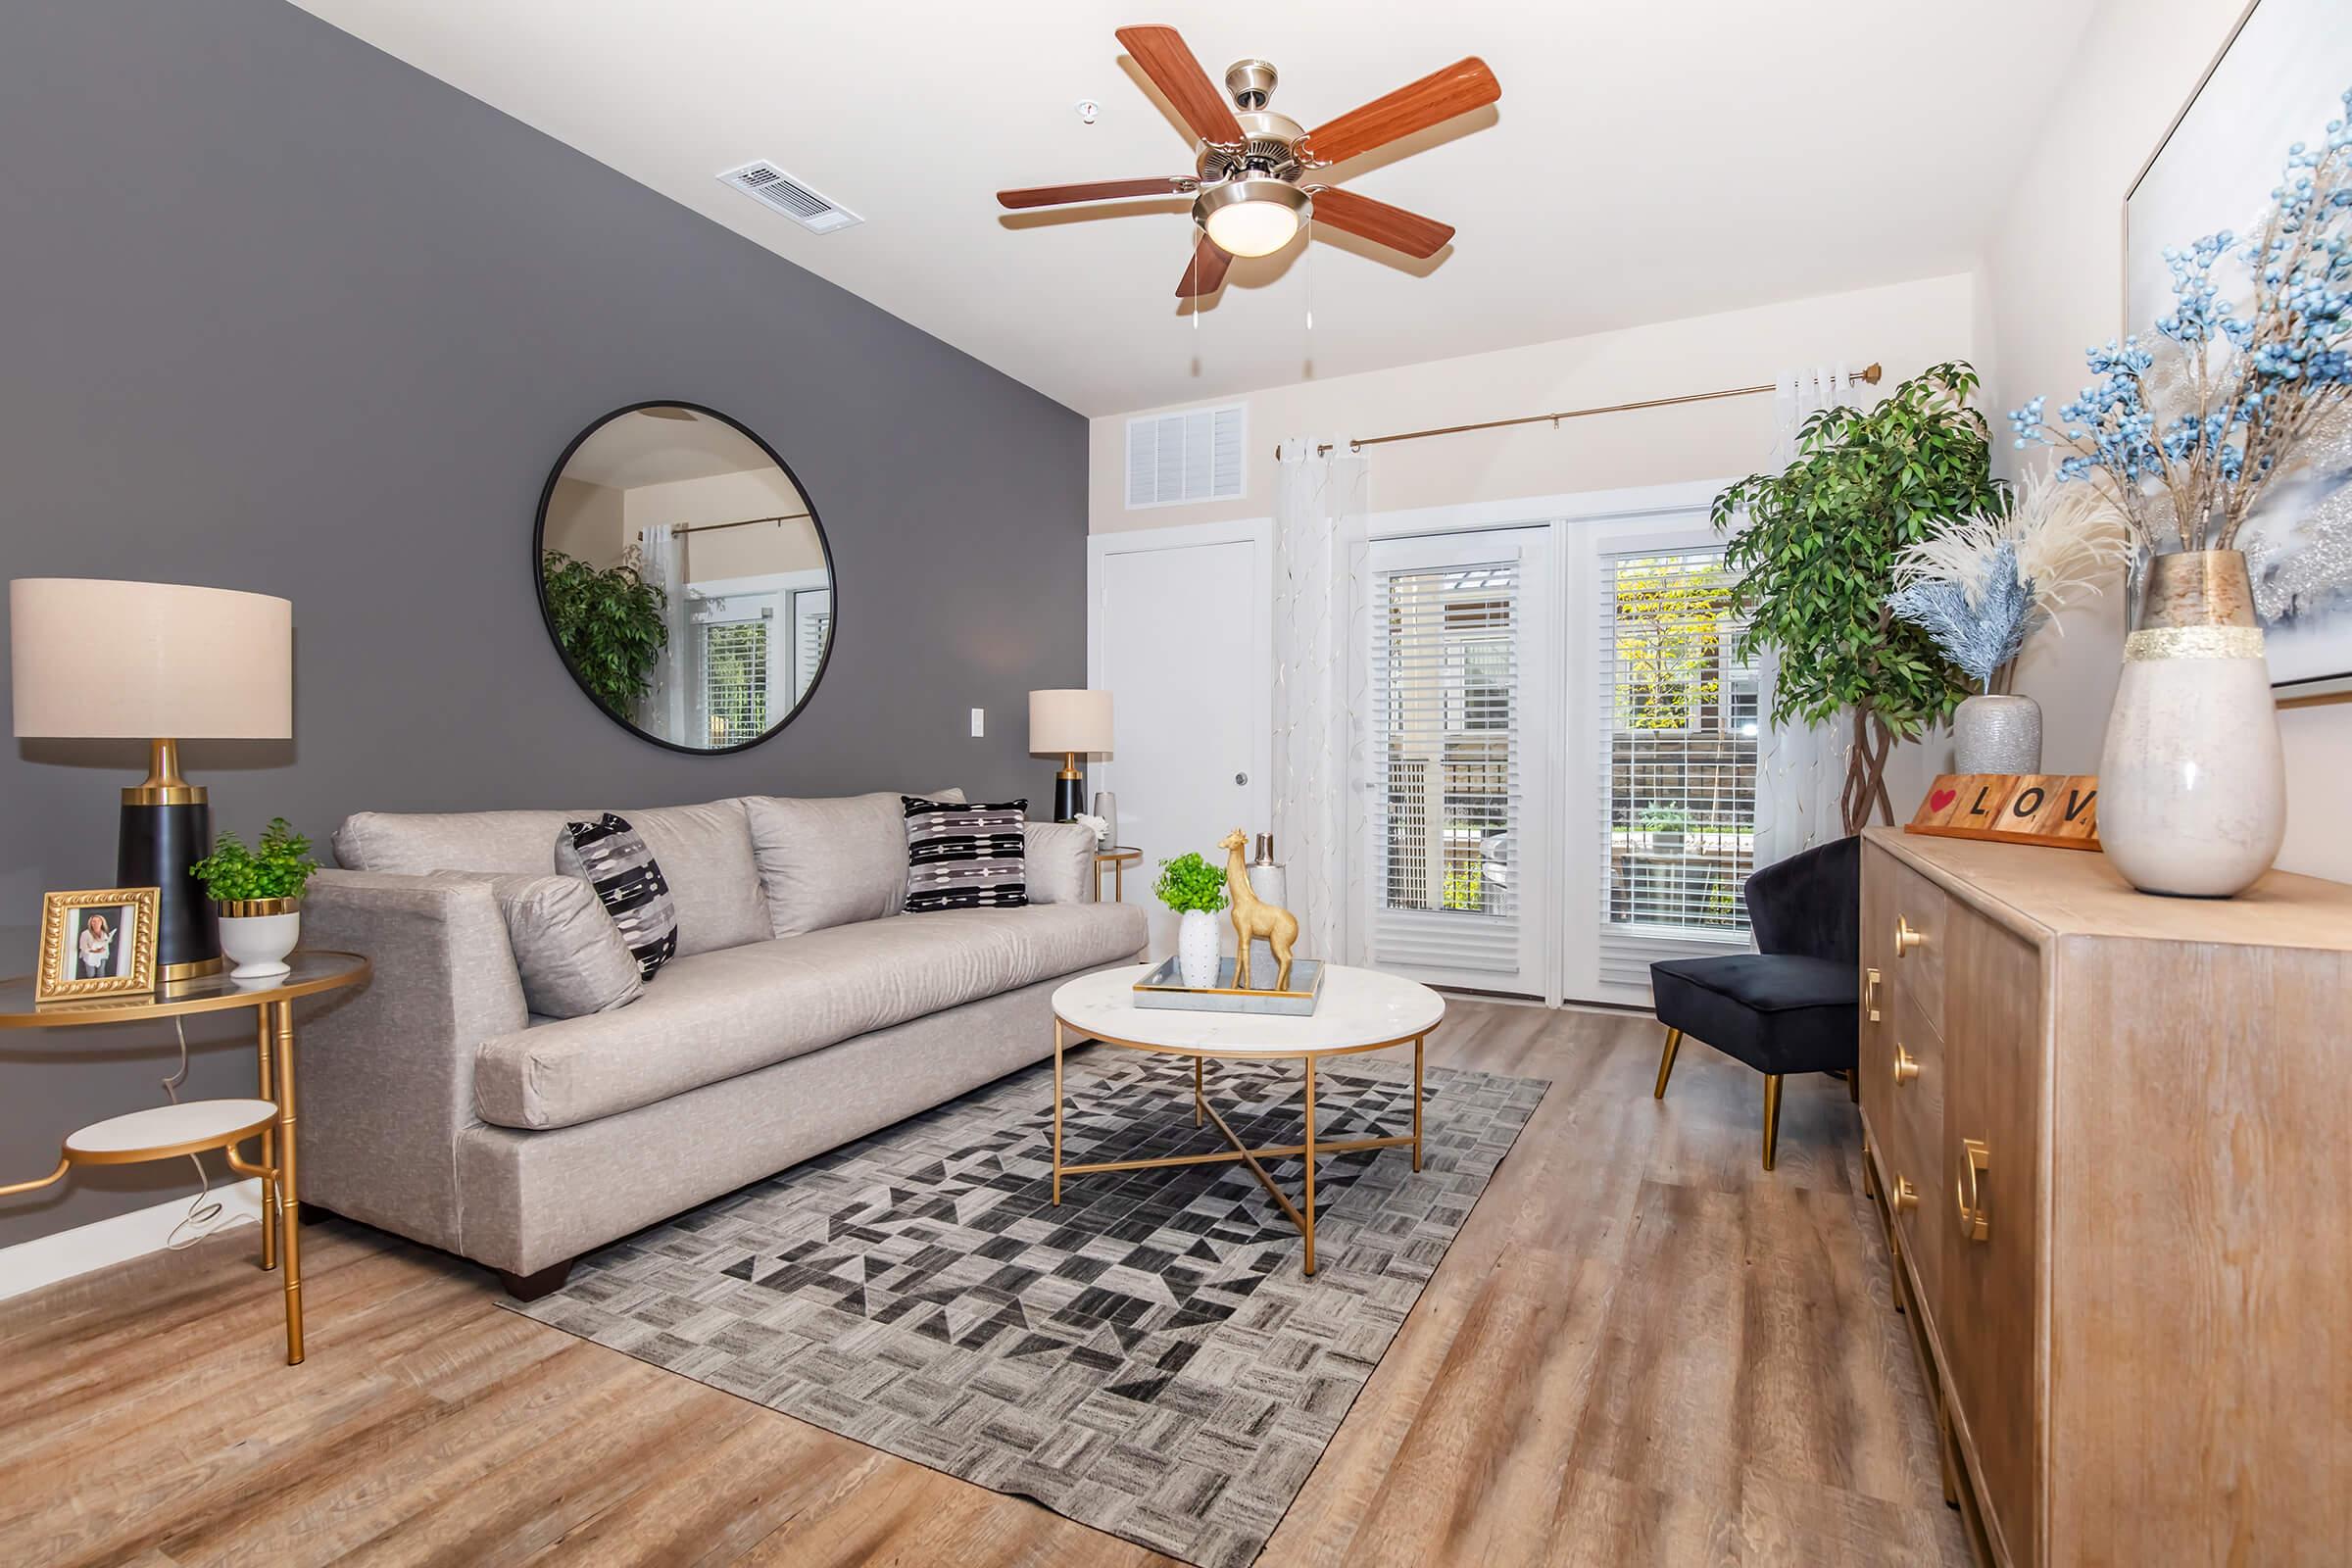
[1886,860,1948,1030]
[1884,985,1946,1310]
[1939,906,2044,1567]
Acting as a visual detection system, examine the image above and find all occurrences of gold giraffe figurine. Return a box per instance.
[1218,829,1300,991]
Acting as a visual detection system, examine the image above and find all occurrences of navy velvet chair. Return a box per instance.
[1648,834,1860,1169]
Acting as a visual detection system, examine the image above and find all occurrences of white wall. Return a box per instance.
[1983,0,2352,882]
[1091,271,1986,536]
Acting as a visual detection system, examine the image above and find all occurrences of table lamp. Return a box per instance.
[1028,688,1112,823]
[10,579,293,980]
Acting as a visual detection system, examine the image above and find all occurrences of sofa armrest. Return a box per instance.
[1025,821,1097,905]
[295,869,530,1258]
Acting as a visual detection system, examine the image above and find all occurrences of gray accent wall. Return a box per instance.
[0,0,1088,1249]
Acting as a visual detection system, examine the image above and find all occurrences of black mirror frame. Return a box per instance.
[531,400,838,756]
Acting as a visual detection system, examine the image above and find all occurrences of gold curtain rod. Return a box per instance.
[1302,362,1884,458]
[639,511,813,538]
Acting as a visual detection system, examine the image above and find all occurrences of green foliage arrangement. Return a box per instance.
[191,818,318,903]
[541,551,668,715]
[1153,852,1230,914]
[1711,362,2003,832]
[1613,557,1728,730]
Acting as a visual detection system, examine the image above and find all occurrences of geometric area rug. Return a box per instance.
[510,1047,1546,1568]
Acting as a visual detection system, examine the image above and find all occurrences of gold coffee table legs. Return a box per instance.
[271,999,304,1365]
[1048,1024,1428,1278]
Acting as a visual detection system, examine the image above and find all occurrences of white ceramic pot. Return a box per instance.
[1177,908,1221,989]
[1954,693,2042,774]
[219,900,301,980]
[2097,552,2286,899]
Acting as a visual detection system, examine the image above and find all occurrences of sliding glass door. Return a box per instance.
[1360,529,1554,994]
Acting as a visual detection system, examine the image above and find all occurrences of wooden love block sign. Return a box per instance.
[1905,773,2101,852]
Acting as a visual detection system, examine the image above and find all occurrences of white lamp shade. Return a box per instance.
[1029,688,1113,756]
[10,578,293,739]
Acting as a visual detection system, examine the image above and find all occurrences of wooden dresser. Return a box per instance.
[1855,828,2352,1568]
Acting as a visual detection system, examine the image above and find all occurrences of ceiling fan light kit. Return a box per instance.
[1198,177,1308,258]
[996,24,1499,298]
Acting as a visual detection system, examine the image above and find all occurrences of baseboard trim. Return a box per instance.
[0,1179,265,1301]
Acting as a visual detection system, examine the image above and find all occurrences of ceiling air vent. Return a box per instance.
[1125,402,1247,510]
[716,162,862,233]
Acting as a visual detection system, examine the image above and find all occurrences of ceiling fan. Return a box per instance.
[998,25,1500,297]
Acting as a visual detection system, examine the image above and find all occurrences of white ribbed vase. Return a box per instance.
[2097,551,2286,899]
[1954,694,2042,774]
[1177,909,1221,989]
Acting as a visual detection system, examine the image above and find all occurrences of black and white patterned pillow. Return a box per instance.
[901,797,1027,912]
[555,812,678,978]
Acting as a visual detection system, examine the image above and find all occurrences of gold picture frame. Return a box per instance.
[35,887,160,1004]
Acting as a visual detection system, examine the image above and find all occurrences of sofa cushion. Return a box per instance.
[334,808,585,877]
[622,800,769,956]
[472,901,1147,1130]
[430,871,643,1017]
[556,813,678,979]
[746,787,963,937]
[1023,821,1096,905]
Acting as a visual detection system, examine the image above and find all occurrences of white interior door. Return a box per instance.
[1089,521,1272,956]
[1357,527,1554,996]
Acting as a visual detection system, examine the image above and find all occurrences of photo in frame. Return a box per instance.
[35,887,160,1003]
[2125,0,2352,699]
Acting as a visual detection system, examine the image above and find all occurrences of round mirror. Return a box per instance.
[534,403,834,753]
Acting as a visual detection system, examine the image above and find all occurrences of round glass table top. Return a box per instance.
[1052,961,1445,1057]
[0,950,370,1028]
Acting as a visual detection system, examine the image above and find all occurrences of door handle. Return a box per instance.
[1235,772,1249,786]
[1955,1138,1990,1243]
[1865,966,1882,1023]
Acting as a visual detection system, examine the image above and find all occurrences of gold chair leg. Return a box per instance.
[1195,1055,1203,1127]
[1762,1073,1784,1171]
[1652,1027,1683,1100]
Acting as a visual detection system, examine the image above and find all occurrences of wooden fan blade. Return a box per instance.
[1117,24,1246,146]
[998,177,1188,209]
[1175,233,1233,298]
[1307,186,1455,258]
[1303,57,1500,166]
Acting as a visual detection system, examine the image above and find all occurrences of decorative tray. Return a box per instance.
[1133,953,1324,1015]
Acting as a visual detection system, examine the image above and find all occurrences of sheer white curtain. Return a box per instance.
[1751,365,1870,866]
[634,522,696,745]
[1270,439,1370,961]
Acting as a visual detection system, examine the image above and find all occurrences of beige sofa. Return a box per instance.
[297,791,1146,1296]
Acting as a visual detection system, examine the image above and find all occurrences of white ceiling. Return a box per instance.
[292,1,2097,416]
[562,409,778,489]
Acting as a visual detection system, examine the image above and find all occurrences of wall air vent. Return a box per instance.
[716,162,862,234]
[1125,401,1247,510]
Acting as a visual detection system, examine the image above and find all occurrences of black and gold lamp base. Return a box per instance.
[1054,756,1085,823]
[120,738,221,981]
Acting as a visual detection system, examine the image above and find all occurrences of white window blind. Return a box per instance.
[792,589,831,705]
[1595,547,1756,988]
[701,614,769,749]
[1369,555,1522,975]
[1124,403,1246,509]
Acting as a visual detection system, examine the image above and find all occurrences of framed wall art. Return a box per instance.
[2126,0,2352,702]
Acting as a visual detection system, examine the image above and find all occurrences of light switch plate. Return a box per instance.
[969,708,985,738]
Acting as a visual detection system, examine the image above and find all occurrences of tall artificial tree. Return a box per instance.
[1711,362,2002,833]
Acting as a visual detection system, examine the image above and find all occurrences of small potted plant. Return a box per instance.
[1153,851,1229,989]
[191,817,318,980]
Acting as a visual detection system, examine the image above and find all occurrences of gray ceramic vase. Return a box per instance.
[1953,694,2042,774]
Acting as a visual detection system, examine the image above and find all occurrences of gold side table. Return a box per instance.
[1092,846,1142,904]
[0,951,369,1364]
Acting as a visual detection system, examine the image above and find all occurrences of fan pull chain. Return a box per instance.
[1304,214,1314,334]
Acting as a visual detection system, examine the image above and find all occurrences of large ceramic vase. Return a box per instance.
[2097,551,2286,898]
[1953,694,2042,773]
[1177,908,1221,989]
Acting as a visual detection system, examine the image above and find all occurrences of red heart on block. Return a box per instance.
[1929,787,1957,812]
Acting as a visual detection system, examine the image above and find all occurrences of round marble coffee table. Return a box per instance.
[1049,962,1446,1275]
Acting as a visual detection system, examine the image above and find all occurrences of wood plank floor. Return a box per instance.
[0,1000,1969,1567]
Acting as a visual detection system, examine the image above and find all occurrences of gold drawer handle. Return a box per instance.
[1955,1138,1990,1243]
[1891,1174,1919,1212]
[1865,966,1882,1023]
[1894,916,1926,956]
[1893,1045,1920,1086]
